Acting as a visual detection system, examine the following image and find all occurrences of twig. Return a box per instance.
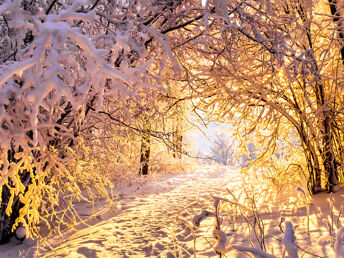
[266,234,324,258]
[46,0,58,14]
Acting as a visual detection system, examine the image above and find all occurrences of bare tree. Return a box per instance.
[208,132,236,166]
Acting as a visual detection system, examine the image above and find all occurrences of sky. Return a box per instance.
[186,120,232,156]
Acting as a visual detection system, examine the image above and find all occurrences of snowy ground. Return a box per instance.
[0,165,343,257]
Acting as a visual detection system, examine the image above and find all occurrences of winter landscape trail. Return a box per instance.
[0,166,243,257]
[1,165,343,257]
[44,166,242,257]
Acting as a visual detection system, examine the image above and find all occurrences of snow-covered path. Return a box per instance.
[41,166,242,257]
[1,165,340,257]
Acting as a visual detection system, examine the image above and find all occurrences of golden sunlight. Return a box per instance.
[1,0,344,257]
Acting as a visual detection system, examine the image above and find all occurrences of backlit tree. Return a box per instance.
[176,0,344,193]
[0,0,199,242]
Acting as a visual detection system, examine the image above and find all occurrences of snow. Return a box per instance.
[231,245,276,258]
[14,226,27,242]
[335,228,344,258]
[212,228,227,254]
[283,221,298,258]
[0,165,343,257]
[192,210,216,227]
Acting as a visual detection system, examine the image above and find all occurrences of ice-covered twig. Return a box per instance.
[192,210,215,227]
[283,221,298,258]
[279,217,285,233]
[231,245,276,258]
[297,187,307,199]
[213,196,220,210]
[177,217,197,256]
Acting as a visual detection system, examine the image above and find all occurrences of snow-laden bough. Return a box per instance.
[192,210,215,227]
[231,245,276,258]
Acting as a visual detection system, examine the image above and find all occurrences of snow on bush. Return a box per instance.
[0,0,182,238]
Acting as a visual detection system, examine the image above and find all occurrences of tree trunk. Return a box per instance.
[295,0,339,193]
[315,78,338,191]
[0,185,26,244]
[172,114,183,159]
[304,48,338,192]
[139,134,150,175]
[0,186,14,244]
[176,134,183,159]
[322,116,339,192]
[298,125,322,194]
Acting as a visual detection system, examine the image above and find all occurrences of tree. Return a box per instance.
[174,0,344,193]
[2,0,343,245]
[208,131,236,166]
[139,132,151,175]
[238,142,257,168]
[165,81,185,159]
[0,0,198,242]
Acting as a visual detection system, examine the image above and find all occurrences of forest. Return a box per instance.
[0,0,344,257]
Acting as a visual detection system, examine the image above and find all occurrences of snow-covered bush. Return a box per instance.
[0,0,192,241]
[189,189,336,257]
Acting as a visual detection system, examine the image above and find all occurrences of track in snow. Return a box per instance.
[41,166,242,257]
